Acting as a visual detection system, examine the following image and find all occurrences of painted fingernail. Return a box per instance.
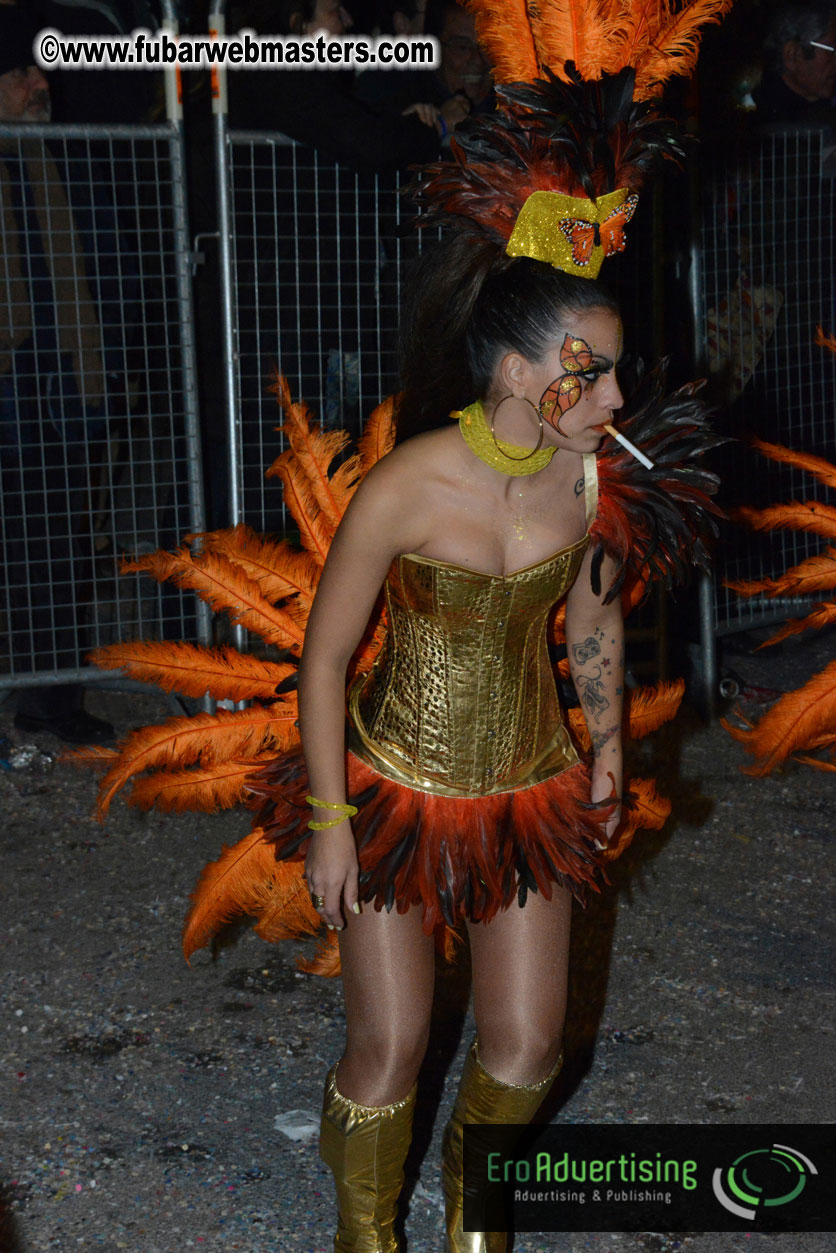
[352,903,361,914]
[327,924,336,931]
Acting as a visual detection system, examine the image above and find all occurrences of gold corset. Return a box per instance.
[348,454,599,797]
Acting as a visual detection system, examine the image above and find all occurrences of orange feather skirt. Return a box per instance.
[248,748,621,935]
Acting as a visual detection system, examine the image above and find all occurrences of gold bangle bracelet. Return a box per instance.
[306,795,358,831]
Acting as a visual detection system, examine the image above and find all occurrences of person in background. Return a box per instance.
[753,0,836,122]
[31,1,161,124]
[0,4,114,744]
[427,0,492,111]
[387,0,426,35]
[229,0,442,170]
[356,0,493,140]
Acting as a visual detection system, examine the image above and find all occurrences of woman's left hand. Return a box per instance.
[590,761,622,849]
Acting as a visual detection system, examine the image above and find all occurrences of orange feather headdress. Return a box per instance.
[466,0,732,98]
[413,0,732,278]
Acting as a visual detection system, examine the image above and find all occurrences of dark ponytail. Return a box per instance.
[396,233,498,445]
[395,230,619,445]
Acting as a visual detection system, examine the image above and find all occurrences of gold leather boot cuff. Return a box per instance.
[320,1065,416,1253]
[442,1042,564,1253]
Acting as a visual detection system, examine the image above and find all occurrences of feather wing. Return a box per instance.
[724,432,836,774]
[127,754,277,813]
[124,547,305,651]
[95,701,299,819]
[566,679,684,749]
[88,641,294,702]
[723,658,836,775]
[590,365,724,604]
[748,437,836,493]
[725,547,836,601]
[756,602,836,649]
[267,377,364,557]
[357,396,396,475]
[182,826,320,961]
[625,679,685,738]
[272,375,356,531]
[192,526,319,609]
[268,452,335,566]
[732,501,836,542]
[602,775,671,861]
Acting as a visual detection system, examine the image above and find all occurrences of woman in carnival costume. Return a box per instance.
[78,1,732,1248]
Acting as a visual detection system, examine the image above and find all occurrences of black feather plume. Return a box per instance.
[590,362,727,604]
[411,72,685,242]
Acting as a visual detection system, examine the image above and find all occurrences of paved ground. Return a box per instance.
[1,626,834,1253]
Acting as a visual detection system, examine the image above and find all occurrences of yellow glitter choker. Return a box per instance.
[455,400,556,476]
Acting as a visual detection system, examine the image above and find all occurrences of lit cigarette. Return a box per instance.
[810,40,835,50]
[603,423,654,469]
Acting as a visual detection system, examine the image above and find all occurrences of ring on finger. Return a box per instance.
[311,893,326,910]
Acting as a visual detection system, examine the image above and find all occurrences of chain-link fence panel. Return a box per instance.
[0,123,206,688]
[225,132,431,533]
[696,123,836,635]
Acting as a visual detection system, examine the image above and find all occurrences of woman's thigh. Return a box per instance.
[467,886,573,1084]
[336,901,436,1104]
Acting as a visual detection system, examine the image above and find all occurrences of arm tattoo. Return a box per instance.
[591,724,619,754]
[576,669,610,721]
[572,637,600,664]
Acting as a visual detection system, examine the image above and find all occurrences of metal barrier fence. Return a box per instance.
[694,123,836,637]
[5,40,832,712]
[0,122,208,689]
[222,131,424,534]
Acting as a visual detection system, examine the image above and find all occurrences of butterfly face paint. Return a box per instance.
[538,334,597,432]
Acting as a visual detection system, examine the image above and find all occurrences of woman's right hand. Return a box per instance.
[305,823,359,931]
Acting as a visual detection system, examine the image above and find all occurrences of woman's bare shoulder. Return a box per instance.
[360,424,465,493]
[342,426,463,550]
[338,425,462,551]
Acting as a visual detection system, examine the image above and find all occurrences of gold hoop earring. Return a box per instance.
[490,394,544,461]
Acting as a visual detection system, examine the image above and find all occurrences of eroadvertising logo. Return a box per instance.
[712,1142,817,1220]
[463,1124,836,1233]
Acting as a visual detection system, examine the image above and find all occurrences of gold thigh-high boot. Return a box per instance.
[319,1064,417,1253]
[442,1041,563,1253]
